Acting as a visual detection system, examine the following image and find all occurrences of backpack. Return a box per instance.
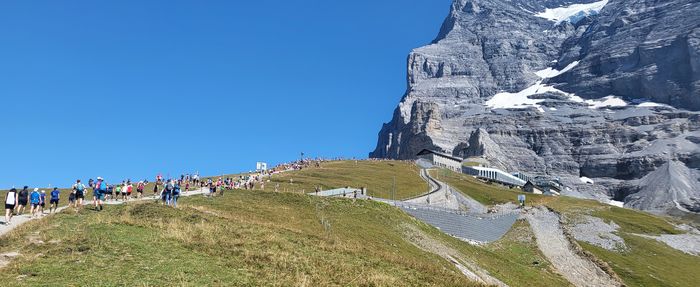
[76,183,85,192]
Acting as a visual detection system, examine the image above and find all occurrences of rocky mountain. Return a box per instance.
[370,0,700,215]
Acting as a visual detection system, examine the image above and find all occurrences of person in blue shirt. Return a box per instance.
[39,190,47,215]
[161,180,173,206]
[50,187,60,214]
[30,188,41,218]
[93,177,106,211]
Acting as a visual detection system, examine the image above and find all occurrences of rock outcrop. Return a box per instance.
[371,0,700,215]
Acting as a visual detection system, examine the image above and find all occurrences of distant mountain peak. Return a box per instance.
[372,0,700,215]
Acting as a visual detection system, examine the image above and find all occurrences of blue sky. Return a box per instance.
[0,0,450,188]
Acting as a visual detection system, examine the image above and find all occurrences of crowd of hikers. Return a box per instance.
[4,158,334,225]
[3,174,202,225]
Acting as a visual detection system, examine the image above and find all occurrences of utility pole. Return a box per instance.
[392,176,396,201]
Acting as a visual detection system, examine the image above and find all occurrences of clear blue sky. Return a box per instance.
[0,0,450,188]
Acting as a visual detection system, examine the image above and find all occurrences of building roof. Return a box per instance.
[416,149,463,162]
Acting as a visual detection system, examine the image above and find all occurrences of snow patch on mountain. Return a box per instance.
[638,102,668,108]
[535,0,609,24]
[535,61,580,79]
[485,76,626,111]
[567,95,627,109]
[585,96,628,109]
[485,81,568,111]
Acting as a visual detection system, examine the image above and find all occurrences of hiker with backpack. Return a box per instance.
[93,177,107,211]
[171,181,181,208]
[49,187,60,214]
[73,179,86,210]
[161,180,173,205]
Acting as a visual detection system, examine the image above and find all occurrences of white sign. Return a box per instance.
[256,162,268,171]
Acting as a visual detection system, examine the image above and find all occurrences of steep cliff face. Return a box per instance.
[371,0,700,215]
[555,0,700,109]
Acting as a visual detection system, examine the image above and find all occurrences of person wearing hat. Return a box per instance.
[4,188,18,225]
[30,188,41,218]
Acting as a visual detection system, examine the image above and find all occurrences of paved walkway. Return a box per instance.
[0,187,209,237]
[405,169,488,213]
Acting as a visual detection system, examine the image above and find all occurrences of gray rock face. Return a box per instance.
[555,0,700,109]
[371,0,700,215]
[625,161,700,213]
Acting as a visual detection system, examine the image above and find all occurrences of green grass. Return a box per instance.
[446,220,571,287]
[1,161,698,286]
[431,169,553,206]
[430,168,700,287]
[547,196,682,235]
[579,234,700,287]
[0,191,480,286]
[263,160,428,200]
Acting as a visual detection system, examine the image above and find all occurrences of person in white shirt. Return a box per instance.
[5,188,18,225]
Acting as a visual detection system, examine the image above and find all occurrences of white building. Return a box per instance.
[416,149,463,172]
[463,166,527,187]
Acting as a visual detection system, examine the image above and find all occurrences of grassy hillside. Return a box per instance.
[0,191,480,286]
[430,169,553,206]
[1,161,697,286]
[436,168,700,287]
[434,220,571,287]
[260,160,428,200]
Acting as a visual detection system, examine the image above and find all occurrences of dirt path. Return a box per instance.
[525,207,620,287]
[0,187,209,238]
[403,224,508,287]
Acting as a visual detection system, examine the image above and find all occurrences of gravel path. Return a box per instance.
[405,169,461,210]
[636,225,700,256]
[525,207,620,287]
[569,215,626,251]
[0,187,209,238]
[448,185,488,213]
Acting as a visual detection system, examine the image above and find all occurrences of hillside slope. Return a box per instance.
[1,161,698,286]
